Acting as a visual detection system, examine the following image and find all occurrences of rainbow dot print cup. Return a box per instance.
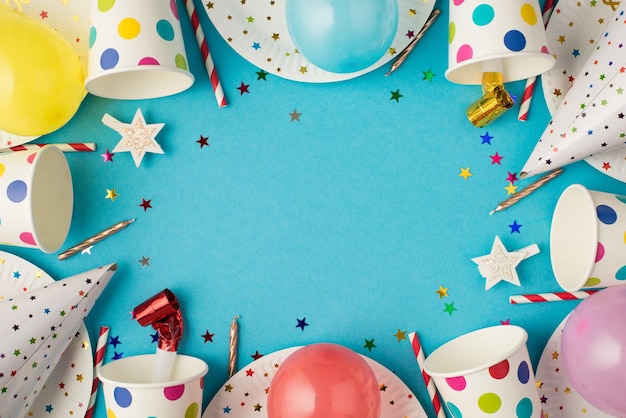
[85,0,194,99]
[550,184,626,291]
[98,354,208,418]
[424,325,542,418]
[446,0,554,85]
[0,145,73,253]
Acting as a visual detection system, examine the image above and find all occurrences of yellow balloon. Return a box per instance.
[0,4,85,136]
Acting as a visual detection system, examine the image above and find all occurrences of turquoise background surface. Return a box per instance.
[9,0,626,417]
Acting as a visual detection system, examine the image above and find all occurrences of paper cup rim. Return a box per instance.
[446,53,555,85]
[85,66,194,100]
[98,354,208,388]
[424,325,528,378]
[549,184,598,292]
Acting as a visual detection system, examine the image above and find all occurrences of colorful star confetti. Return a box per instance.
[196,135,209,148]
[390,89,403,102]
[459,167,472,180]
[289,109,302,122]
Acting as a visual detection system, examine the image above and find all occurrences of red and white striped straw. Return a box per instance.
[183,0,227,108]
[509,289,600,304]
[517,0,557,121]
[409,331,446,418]
[7,143,96,152]
[85,326,110,418]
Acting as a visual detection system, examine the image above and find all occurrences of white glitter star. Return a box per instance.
[102,109,164,167]
[471,236,539,290]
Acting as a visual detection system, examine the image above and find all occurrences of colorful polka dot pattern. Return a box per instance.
[449,1,548,64]
[441,358,540,417]
[0,152,37,247]
[105,377,203,418]
[585,193,626,287]
[89,0,189,72]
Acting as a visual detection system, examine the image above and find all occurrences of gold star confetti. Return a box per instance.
[552,351,560,359]
[105,188,119,202]
[393,329,407,342]
[505,182,518,195]
[299,66,307,74]
[435,285,449,298]
[271,33,280,41]
[459,167,472,180]
[76,374,83,382]
[102,109,165,168]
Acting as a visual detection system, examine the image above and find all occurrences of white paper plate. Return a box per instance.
[541,0,626,182]
[0,250,93,418]
[202,346,428,418]
[535,315,614,417]
[0,0,90,149]
[204,0,437,82]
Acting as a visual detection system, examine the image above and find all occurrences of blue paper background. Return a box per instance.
[9,0,626,417]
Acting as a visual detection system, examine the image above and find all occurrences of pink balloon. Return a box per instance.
[561,286,626,416]
[267,343,381,418]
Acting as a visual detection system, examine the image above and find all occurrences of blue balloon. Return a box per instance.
[286,0,399,74]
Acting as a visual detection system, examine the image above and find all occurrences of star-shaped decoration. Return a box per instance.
[202,330,215,343]
[490,152,503,165]
[251,350,264,360]
[443,302,457,315]
[505,182,518,195]
[509,220,522,233]
[105,188,119,202]
[103,109,165,168]
[435,285,449,298]
[480,131,493,144]
[393,329,407,342]
[289,109,302,122]
[459,167,472,180]
[422,68,435,82]
[296,317,308,330]
[237,82,250,95]
[471,236,539,290]
[101,149,114,163]
[256,69,269,80]
[363,339,376,351]
[390,89,403,102]
[138,256,150,267]
[196,135,209,148]
[506,172,518,183]
[139,198,152,211]
[109,335,121,348]
[81,246,93,255]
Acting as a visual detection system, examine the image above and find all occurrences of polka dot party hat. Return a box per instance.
[520,5,626,178]
[551,184,626,292]
[446,0,554,84]
[424,325,543,418]
[85,0,194,99]
[0,263,117,418]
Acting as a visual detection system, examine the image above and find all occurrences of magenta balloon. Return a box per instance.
[561,286,626,416]
[267,343,381,418]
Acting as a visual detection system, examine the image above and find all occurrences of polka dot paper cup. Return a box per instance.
[98,354,208,418]
[550,184,626,292]
[446,0,554,84]
[0,145,73,253]
[424,325,542,418]
[85,0,194,99]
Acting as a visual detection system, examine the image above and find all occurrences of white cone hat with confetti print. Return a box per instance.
[520,6,626,178]
[0,263,117,418]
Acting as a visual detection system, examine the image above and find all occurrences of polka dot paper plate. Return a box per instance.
[0,0,90,149]
[202,346,428,418]
[541,0,626,183]
[203,0,437,82]
[0,250,93,418]
[535,315,612,417]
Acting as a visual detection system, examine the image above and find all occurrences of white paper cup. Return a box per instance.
[99,354,208,418]
[85,0,194,99]
[0,145,73,253]
[424,325,542,418]
[447,0,554,84]
[550,183,626,291]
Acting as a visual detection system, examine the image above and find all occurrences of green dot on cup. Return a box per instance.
[478,392,501,413]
